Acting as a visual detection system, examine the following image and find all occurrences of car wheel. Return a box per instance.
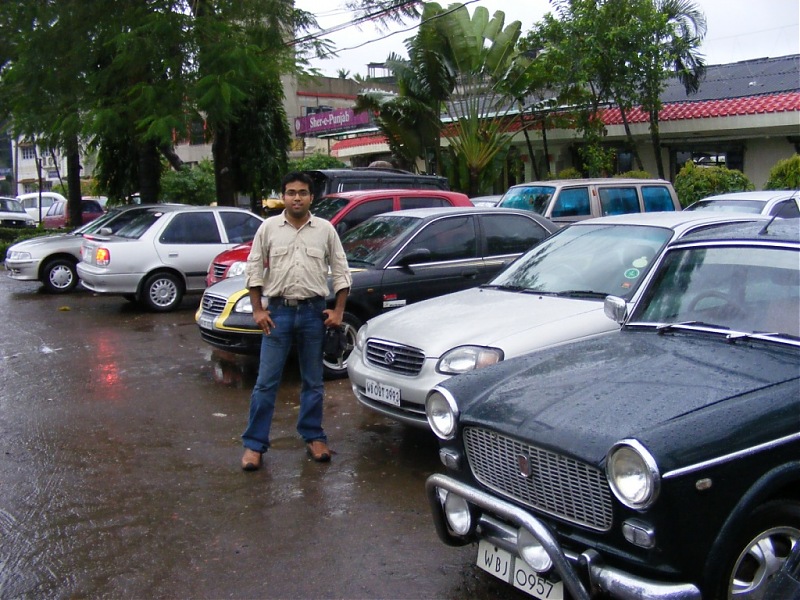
[141,272,183,312]
[718,500,800,599]
[42,258,78,293]
[322,311,362,380]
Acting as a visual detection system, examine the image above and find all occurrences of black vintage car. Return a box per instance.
[424,219,799,600]
[196,207,557,379]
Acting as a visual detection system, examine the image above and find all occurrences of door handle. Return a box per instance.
[461,269,478,279]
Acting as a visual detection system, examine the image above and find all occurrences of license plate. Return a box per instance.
[198,315,214,330]
[477,540,563,600]
[364,379,401,406]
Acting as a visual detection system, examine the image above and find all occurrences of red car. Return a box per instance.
[42,199,105,229]
[206,189,473,285]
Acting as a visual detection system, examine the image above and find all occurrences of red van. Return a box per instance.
[206,189,472,285]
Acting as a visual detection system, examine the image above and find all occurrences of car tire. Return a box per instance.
[42,258,79,293]
[716,499,800,599]
[141,272,183,312]
[322,311,362,380]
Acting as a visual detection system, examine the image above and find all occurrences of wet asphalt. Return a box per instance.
[0,270,530,599]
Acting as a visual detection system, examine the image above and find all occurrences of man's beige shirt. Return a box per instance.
[244,212,351,299]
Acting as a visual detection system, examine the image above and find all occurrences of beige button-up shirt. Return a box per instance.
[244,212,352,300]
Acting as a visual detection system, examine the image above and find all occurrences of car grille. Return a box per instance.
[464,427,613,531]
[365,339,425,375]
[211,263,227,281]
[201,293,228,315]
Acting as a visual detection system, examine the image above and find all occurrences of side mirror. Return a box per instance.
[397,247,431,267]
[97,227,113,236]
[604,295,627,324]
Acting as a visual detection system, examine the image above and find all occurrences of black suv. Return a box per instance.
[306,167,449,199]
[424,219,799,599]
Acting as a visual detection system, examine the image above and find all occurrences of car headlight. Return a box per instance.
[437,346,503,374]
[233,295,254,314]
[226,261,246,278]
[426,387,459,440]
[355,323,368,350]
[7,250,32,260]
[606,439,660,510]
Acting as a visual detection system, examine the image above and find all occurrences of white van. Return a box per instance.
[17,191,67,223]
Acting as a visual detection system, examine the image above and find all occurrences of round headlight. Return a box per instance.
[233,295,254,314]
[606,440,660,510]
[426,388,459,440]
[226,261,246,278]
[517,528,552,573]
[444,492,472,536]
[437,346,503,374]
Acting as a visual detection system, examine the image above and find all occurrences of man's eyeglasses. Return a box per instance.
[284,190,311,198]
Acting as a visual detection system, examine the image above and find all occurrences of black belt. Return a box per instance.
[269,296,322,307]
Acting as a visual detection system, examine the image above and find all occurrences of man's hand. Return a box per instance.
[253,307,276,335]
[322,308,343,328]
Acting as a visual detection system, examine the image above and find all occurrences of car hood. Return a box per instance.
[444,330,800,471]
[203,274,248,297]
[365,287,613,357]
[10,232,77,250]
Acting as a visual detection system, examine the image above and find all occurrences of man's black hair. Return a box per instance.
[281,171,314,195]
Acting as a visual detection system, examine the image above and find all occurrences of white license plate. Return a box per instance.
[477,540,563,600]
[364,379,401,406]
[198,315,214,330]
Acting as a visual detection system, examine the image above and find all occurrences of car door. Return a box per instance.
[379,214,482,307]
[477,213,552,277]
[334,197,393,235]
[155,211,226,292]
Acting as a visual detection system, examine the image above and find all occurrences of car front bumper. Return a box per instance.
[4,258,41,281]
[426,473,701,600]
[195,303,261,355]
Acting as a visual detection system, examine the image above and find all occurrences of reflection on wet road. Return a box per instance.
[0,274,527,599]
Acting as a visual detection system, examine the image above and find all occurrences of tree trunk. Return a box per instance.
[138,141,161,204]
[649,110,665,179]
[160,143,184,171]
[66,134,82,227]
[616,102,644,171]
[541,116,551,178]
[519,111,539,180]
[212,125,235,206]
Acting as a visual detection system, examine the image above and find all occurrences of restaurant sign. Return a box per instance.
[294,108,370,136]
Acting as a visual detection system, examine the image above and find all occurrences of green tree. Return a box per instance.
[764,154,800,190]
[674,161,753,206]
[160,159,217,205]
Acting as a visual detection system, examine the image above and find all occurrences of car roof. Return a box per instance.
[698,190,800,202]
[323,189,466,199]
[369,206,550,219]
[676,218,800,245]
[508,178,671,188]
[571,210,769,229]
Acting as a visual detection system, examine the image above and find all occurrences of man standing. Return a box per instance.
[241,171,351,471]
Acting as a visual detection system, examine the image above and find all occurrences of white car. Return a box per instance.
[5,204,163,293]
[347,211,769,428]
[16,191,67,223]
[0,196,36,229]
[684,190,800,218]
[77,205,262,311]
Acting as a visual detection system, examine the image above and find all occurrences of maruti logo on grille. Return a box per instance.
[517,454,532,479]
[383,350,396,365]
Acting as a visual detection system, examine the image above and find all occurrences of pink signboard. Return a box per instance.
[294,108,371,136]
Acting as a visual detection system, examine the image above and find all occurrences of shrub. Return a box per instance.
[160,159,216,205]
[764,154,800,190]
[551,167,583,180]
[673,161,754,207]
[616,170,653,179]
[0,227,55,261]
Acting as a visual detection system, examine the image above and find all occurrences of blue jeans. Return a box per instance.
[242,298,327,453]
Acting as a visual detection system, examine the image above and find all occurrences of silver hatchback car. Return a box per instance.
[77,205,262,311]
[348,211,768,428]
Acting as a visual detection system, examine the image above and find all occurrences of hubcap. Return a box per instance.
[49,265,74,289]
[731,526,799,597]
[149,278,177,307]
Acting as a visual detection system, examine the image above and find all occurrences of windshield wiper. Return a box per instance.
[654,321,731,334]
[480,283,529,292]
[554,290,608,299]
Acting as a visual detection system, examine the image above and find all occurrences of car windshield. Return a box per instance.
[685,199,765,214]
[498,186,556,214]
[340,215,421,265]
[488,224,673,300]
[0,198,26,213]
[630,245,799,339]
[312,196,349,221]
[112,209,169,239]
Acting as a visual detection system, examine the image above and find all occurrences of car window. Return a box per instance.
[0,198,26,213]
[83,201,104,214]
[22,197,36,210]
[771,200,800,218]
[160,212,221,244]
[491,224,672,299]
[115,210,169,239]
[220,211,261,243]
[337,198,393,234]
[401,215,477,263]
[312,196,349,221]
[399,196,450,209]
[599,187,640,216]
[633,246,799,337]
[480,214,549,256]
[341,215,421,265]
[642,186,677,212]
[499,186,555,214]
[46,201,64,217]
[684,199,764,214]
[550,187,591,217]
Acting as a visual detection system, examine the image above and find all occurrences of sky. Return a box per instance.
[294,0,800,78]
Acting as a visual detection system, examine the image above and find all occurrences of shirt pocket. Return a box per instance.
[268,246,289,276]
[306,247,325,264]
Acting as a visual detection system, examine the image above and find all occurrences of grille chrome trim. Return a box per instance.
[464,427,613,531]
[365,339,425,375]
[201,293,228,315]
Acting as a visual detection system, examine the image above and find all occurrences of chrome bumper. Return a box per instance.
[425,474,701,600]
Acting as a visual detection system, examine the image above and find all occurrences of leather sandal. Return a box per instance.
[306,440,331,462]
[241,448,263,471]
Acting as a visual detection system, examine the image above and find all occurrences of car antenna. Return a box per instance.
[758,196,797,235]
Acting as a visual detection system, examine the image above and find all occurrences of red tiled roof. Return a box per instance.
[330,92,800,151]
